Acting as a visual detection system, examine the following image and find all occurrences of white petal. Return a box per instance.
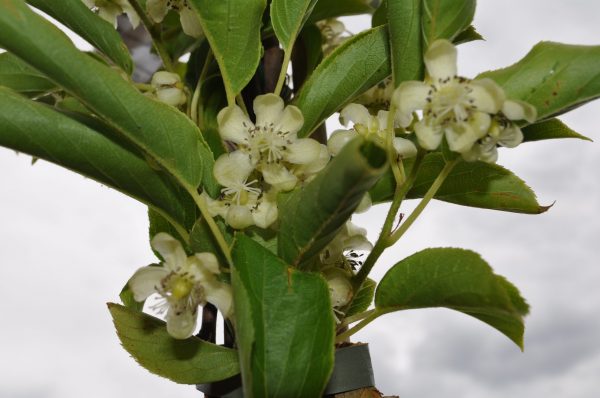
[326,273,353,307]
[498,125,524,148]
[214,151,254,187]
[298,145,330,176]
[146,0,168,22]
[445,116,488,154]
[217,106,253,144]
[179,7,203,38]
[253,199,278,228]
[275,105,304,135]
[156,88,186,106]
[339,103,372,128]
[414,120,443,150]
[203,193,227,218]
[425,39,457,81]
[254,94,284,126]
[285,138,322,165]
[98,6,120,27]
[262,163,298,191]
[151,71,180,87]
[151,233,187,272]
[121,2,140,28]
[461,145,481,162]
[393,137,418,159]
[376,110,390,131]
[128,266,170,301]
[392,81,430,127]
[468,78,505,114]
[502,100,537,123]
[478,140,499,163]
[166,306,198,339]
[327,129,358,156]
[205,283,234,318]
[226,205,254,229]
[194,252,220,275]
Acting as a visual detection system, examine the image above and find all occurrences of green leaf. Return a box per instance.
[0,0,215,192]
[479,42,600,121]
[422,0,476,49]
[371,0,386,27]
[108,303,239,384]
[232,235,335,398]
[309,0,377,22]
[388,0,424,85]
[0,52,55,95]
[119,282,144,312]
[346,278,376,317]
[271,0,319,53]
[0,87,197,229]
[369,153,547,214]
[189,0,267,100]
[278,138,387,267]
[375,248,530,349]
[292,24,324,90]
[190,217,232,263]
[453,25,484,45]
[26,0,133,73]
[522,118,592,143]
[294,26,391,137]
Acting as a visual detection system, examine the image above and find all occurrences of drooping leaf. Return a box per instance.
[26,0,133,73]
[308,0,377,22]
[0,52,55,96]
[232,235,335,398]
[388,0,424,85]
[188,0,267,100]
[278,138,387,268]
[422,0,476,49]
[369,153,547,214]
[375,248,530,349]
[522,118,592,143]
[294,26,391,137]
[345,278,376,317]
[271,0,319,54]
[453,25,484,45]
[479,42,600,121]
[0,0,215,193]
[108,303,239,384]
[0,87,197,229]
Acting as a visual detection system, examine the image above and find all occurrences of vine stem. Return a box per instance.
[189,190,233,265]
[127,0,174,72]
[273,50,292,96]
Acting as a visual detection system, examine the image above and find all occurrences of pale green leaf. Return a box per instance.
[422,0,476,49]
[271,0,319,52]
[388,0,424,85]
[0,52,55,95]
[522,118,592,143]
[346,278,376,317]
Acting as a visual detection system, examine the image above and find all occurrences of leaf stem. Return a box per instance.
[189,190,233,265]
[127,0,174,72]
[335,310,380,343]
[273,50,292,96]
[338,309,376,331]
[190,50,213,124]
[387,158,459,245]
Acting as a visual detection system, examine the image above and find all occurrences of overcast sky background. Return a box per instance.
[1,1,599,397]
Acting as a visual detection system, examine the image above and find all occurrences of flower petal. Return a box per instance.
[179,7,203,38]
[226,205,254,229]
[285,138,322,165]
[151,71,180,87]
[425,39,457,81]
[194,252,220,275]
[205,283,234,318]
[128,266,170,301]
[151,233,187,272]
[253,199,278,229]
[339,103,372,128]
[478,139,499,163]
[414,120,443,150]
[502,100,537,123]
[392,81,430,127]
[468,78,505,114]
[297,144,330,176]
[254,94,284,126]
[146,0,168,23]
[392,137,418,159]
[327,129,358,156]
[275,105,304,135]
[156,87,186,107]
[498,125,524,148]
[214,151,254,187]
[217,106,253,144]
[262,163,298,191]
[166,305,198,339]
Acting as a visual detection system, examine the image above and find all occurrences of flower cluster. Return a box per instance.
[128,233,232,339]
[147,0,203,38]
[206,94,329,229]
[83,0,139,28]
[392,39,536,163]
[316,18,350,55]
[150,71,187,107]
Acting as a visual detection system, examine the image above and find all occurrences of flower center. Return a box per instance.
[249,125,290,164]
[427,77,475,126]
[170,276,193,299]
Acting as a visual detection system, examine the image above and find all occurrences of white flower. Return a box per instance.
[392,39,506,154]
[150,71,186,107]
[217,94,329,191]
[356,76,393,111]
[320,221,373,264]
[83,0,139,28]
[128,233,233,339]
[147,0,203,38]
[316,18,349,55]
[323,268,353,308]
[462,100,537,163]
[206,151,278,229]
[328,103,417,159]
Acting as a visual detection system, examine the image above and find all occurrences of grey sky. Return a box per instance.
[1,1,599,397]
